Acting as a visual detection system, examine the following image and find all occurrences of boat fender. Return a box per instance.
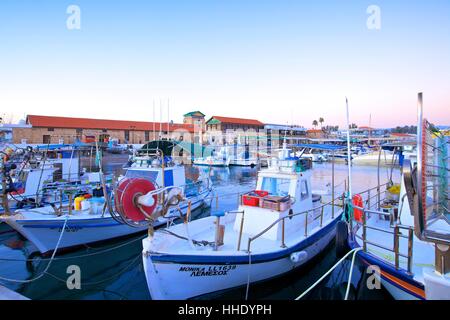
[290,251,308,264]
[335,220,350,258]
[352,194,364,222]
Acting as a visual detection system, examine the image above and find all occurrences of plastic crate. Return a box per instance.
[261,196,291,211]
[241,190,269,207]
[242,195,260,207]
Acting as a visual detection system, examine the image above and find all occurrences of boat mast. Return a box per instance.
[345,97,353,198]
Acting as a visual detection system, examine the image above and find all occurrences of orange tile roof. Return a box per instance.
[207,116,264,126]
[26,115,196,133]
[307,129,324,133]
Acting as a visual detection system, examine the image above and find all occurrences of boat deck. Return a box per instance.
[148,205,340,258]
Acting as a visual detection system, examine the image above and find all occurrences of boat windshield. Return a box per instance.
[125,169,158,181]
[261,177,291,197]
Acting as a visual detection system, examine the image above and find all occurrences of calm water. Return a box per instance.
[0,159,397,300]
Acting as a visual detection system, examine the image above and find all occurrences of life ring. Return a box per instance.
[115,178,158,222]
[352,194,364,222]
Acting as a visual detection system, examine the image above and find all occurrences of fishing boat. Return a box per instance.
[351,143,416,167]
[119,140,344,299]
[294,147,328,162]
[228,145,259,167]
[0,147,212,254]
[340,93,449,300]
[1,144,88,213]
[193,145,231,167]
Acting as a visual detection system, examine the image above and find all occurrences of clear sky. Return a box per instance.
[0,0,449,128]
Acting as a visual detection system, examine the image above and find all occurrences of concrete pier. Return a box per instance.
[0,285,29,300]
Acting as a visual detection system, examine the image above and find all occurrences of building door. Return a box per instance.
[43,135,51,144]
[99,134,110,143]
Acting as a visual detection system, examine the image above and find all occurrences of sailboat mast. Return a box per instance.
[345,97,353,198]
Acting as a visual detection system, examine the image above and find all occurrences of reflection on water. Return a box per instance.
[0,158,396,300]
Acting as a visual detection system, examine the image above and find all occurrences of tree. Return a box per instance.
[319,117,324,128]
[312,120,318,128]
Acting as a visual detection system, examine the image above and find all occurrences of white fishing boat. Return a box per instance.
[294,148,328,162]
[1,148,212,254]
[340,93,449,300]
[193,146,231,167]
[229,147,259,167]
[1,144,86,213]
[122,141,344,299]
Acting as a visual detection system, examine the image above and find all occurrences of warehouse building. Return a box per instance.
[12,115,197,145]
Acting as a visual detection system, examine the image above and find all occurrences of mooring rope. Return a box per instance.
[0,215,69,283]
[295,248,363,300]
[43,253,142,286]
[0,234,146,262]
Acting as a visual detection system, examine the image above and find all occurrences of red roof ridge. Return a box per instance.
[26,115,196,133]
[208,115,264,126]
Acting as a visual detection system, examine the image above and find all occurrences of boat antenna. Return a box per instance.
[152,100,156,141]
[159,98,162,140]
[345,97,353,198]
[167,98,170,140]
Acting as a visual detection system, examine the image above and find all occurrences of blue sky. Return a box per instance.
[0,0,449,128]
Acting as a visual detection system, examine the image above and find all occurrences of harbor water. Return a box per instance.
[0,157,397,300]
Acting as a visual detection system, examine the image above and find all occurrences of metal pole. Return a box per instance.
[377,148,382,209]
[304,211,308,237]
[394,225,400,269]
[345,97,353,198]
[237,211,245,251]
[281,219,286,248]
[332,150,335,218]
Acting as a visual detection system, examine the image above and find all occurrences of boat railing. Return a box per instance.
[245,195,343,253]
[354,208,415,274]
[349,183,415,274]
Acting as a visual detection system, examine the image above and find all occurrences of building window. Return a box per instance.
[145,131,150,141]
[102,129,107,133]
[76,128,83,134]
[124,130,130,141]
[43,135,51,144]
[48,128,54,132]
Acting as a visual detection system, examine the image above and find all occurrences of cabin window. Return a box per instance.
[261,177,290,196]
[300,180,309,200]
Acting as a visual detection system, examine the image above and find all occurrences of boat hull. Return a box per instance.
[348,238,426,300]
[3,196,207,254]
[143,213,341,300]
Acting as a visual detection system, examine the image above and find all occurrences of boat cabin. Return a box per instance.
[124,155,186,190]
[234,155,314,241]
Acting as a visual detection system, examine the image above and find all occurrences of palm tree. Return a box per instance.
[319,117,324,128]
[312,120,318,128]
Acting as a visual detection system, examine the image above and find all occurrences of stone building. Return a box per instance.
[205,116,265,144]
[12,115,196,145]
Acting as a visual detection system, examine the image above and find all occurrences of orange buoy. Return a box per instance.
[352,194,364,222]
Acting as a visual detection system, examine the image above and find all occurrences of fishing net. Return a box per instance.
[418,117,449,238]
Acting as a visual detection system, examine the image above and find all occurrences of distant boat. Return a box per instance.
[193,146,231,167]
